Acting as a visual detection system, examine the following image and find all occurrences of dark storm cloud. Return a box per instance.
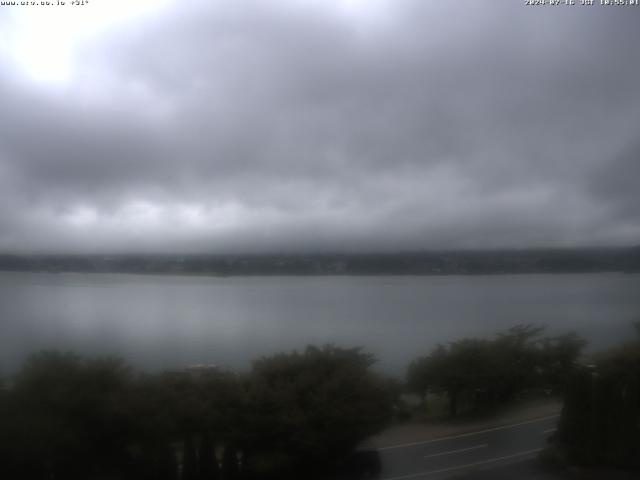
[0,0,638,252]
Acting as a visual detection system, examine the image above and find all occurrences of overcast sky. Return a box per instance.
[0,0,638,254]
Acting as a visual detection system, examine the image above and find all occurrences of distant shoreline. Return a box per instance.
[0,269,637,278]
[0,247,638,277]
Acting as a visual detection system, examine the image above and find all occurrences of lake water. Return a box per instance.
[0,272,638,376]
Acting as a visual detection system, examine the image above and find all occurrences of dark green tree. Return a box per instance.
[557,328,640,469]
[407,325,585,417]
[6,351,133,479]
[222,445,239,480]
[183,435,198,480]
[407,345,448,410]
[538,332,587,391]
[240,345,394,477]
[198,432,219,480]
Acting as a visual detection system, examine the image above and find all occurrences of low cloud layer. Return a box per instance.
[0,0,639,253]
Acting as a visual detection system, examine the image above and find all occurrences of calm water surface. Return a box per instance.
[0,272,638,375]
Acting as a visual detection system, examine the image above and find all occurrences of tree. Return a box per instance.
[198,432,219,480]
[538,332,587,391]
[183,435,198,480]
[442,338,498,415]
[221,445,239,479]
[6,351,133,479]
[407,344,448,410]
[2,346,394,479]
[240,345,394,477]
[407,325,586,417]
[493,324,545,401]
[557,327,640,469]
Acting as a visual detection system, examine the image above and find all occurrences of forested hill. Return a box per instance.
[0,247,638,276]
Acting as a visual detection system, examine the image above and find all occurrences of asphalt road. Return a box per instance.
[377,414,560,480]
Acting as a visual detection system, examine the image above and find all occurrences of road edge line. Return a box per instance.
[378,414,560,451]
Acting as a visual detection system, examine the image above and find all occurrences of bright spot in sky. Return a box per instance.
[1,0,170,85]
[340,0,369,10]
[62,200,250,236]
[64,205,98,228]
[0,0,387,85]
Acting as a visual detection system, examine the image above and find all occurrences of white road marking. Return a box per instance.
[382,448,543,480]
[423,443,487,459]
[378,414,560,451]
[542,428,557,434]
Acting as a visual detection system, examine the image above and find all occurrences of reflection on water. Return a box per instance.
[0,272,638,375]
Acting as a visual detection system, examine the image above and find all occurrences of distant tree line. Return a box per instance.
[407,325,586,416]
[0,346,395,480]
[0,246,638,276]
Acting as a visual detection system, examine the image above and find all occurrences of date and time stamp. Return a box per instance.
[525,0,639,5]
[1,0,638,7]
[0,1,89,6]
